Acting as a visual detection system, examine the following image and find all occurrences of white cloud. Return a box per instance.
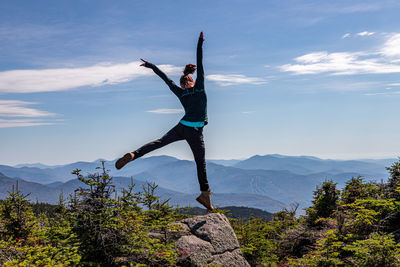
[146,108,184,114]
[206,74,267,86]
[0,118,57,128]
[342,33,351,39]
[280,33,400,75]
[364,91,400,96]
[0,100,60,128]
[295,52,330,64]
[357,31,375,36]
[388,83,400,86]
[342,31,375,39]
[0,61,182,93]
[381,33,400,58]
[0,100,55,117]
[333,4,383,13]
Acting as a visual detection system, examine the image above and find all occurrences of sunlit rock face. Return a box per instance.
[172,213,250,267]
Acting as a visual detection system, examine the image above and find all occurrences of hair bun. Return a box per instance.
[183,64,196,75]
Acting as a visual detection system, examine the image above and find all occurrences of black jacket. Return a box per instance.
[145,37,208,125]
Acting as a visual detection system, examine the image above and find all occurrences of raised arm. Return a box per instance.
[140,59,182,97]
[195,32,204,88]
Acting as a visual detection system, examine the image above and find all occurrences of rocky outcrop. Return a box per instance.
[171,213,250,267]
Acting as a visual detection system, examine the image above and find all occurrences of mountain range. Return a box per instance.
[1,154,396,213]
[0,172,285,212]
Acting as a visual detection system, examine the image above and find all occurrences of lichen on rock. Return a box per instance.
[172,213,250,267]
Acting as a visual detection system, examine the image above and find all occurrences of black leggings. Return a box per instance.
[133,123,209,191]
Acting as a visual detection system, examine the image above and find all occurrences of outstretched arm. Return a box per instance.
[140,59,182,97]
[195,32,204,89]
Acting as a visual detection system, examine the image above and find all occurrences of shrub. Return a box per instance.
[69,161,182,266]
[0,184,80,266]
[0,183,35,241]
[341,177,382,204]
[344,232,400,267]
[306,181,340,226]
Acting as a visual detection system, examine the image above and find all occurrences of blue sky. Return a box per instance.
[1,0,400,165]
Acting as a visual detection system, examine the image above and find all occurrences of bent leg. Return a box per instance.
[185,126,209,191]
[133,124,184,158]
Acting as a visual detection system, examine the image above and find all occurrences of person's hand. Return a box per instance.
[140,58,148,67]
[199,32,204,40]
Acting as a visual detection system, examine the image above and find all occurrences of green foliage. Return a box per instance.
[287,229,344,266]
[387,159,400,199]
[69,161,183,266]
[306,180,340,226]
[231,217,279,266]
[342,198,400,236]
[0,162,186,266]
[341,177,382,204]
[344,232,400,267]
[0,182,35,240]
[70,165,124,265]
[0,238,81,267]
[0,184,81,266]
[230,208,300,266]
[229,159,400,266]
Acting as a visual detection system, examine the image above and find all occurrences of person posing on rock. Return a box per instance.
[115,32,213,211]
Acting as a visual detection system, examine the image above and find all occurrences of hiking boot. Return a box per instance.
[196,188,214,211]
[115,153,134,170]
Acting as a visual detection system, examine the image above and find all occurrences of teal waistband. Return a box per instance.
[179,120,205,127]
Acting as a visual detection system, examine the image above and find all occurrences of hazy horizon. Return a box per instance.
[5,153,399,167]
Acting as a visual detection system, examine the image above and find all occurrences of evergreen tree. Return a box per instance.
[0,182,35,240]
[70,162,129,265]
[69,161,181,266]
[387,160,400,199]
[306,180,340,226]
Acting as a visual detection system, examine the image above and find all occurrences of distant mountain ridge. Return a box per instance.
[133,160,385,210]
[0,155,180,183]
[233,154,392,176]
[4,154,394,184]
[14,163,55,169]
[0,172,285,213]
[1,154,396,213]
